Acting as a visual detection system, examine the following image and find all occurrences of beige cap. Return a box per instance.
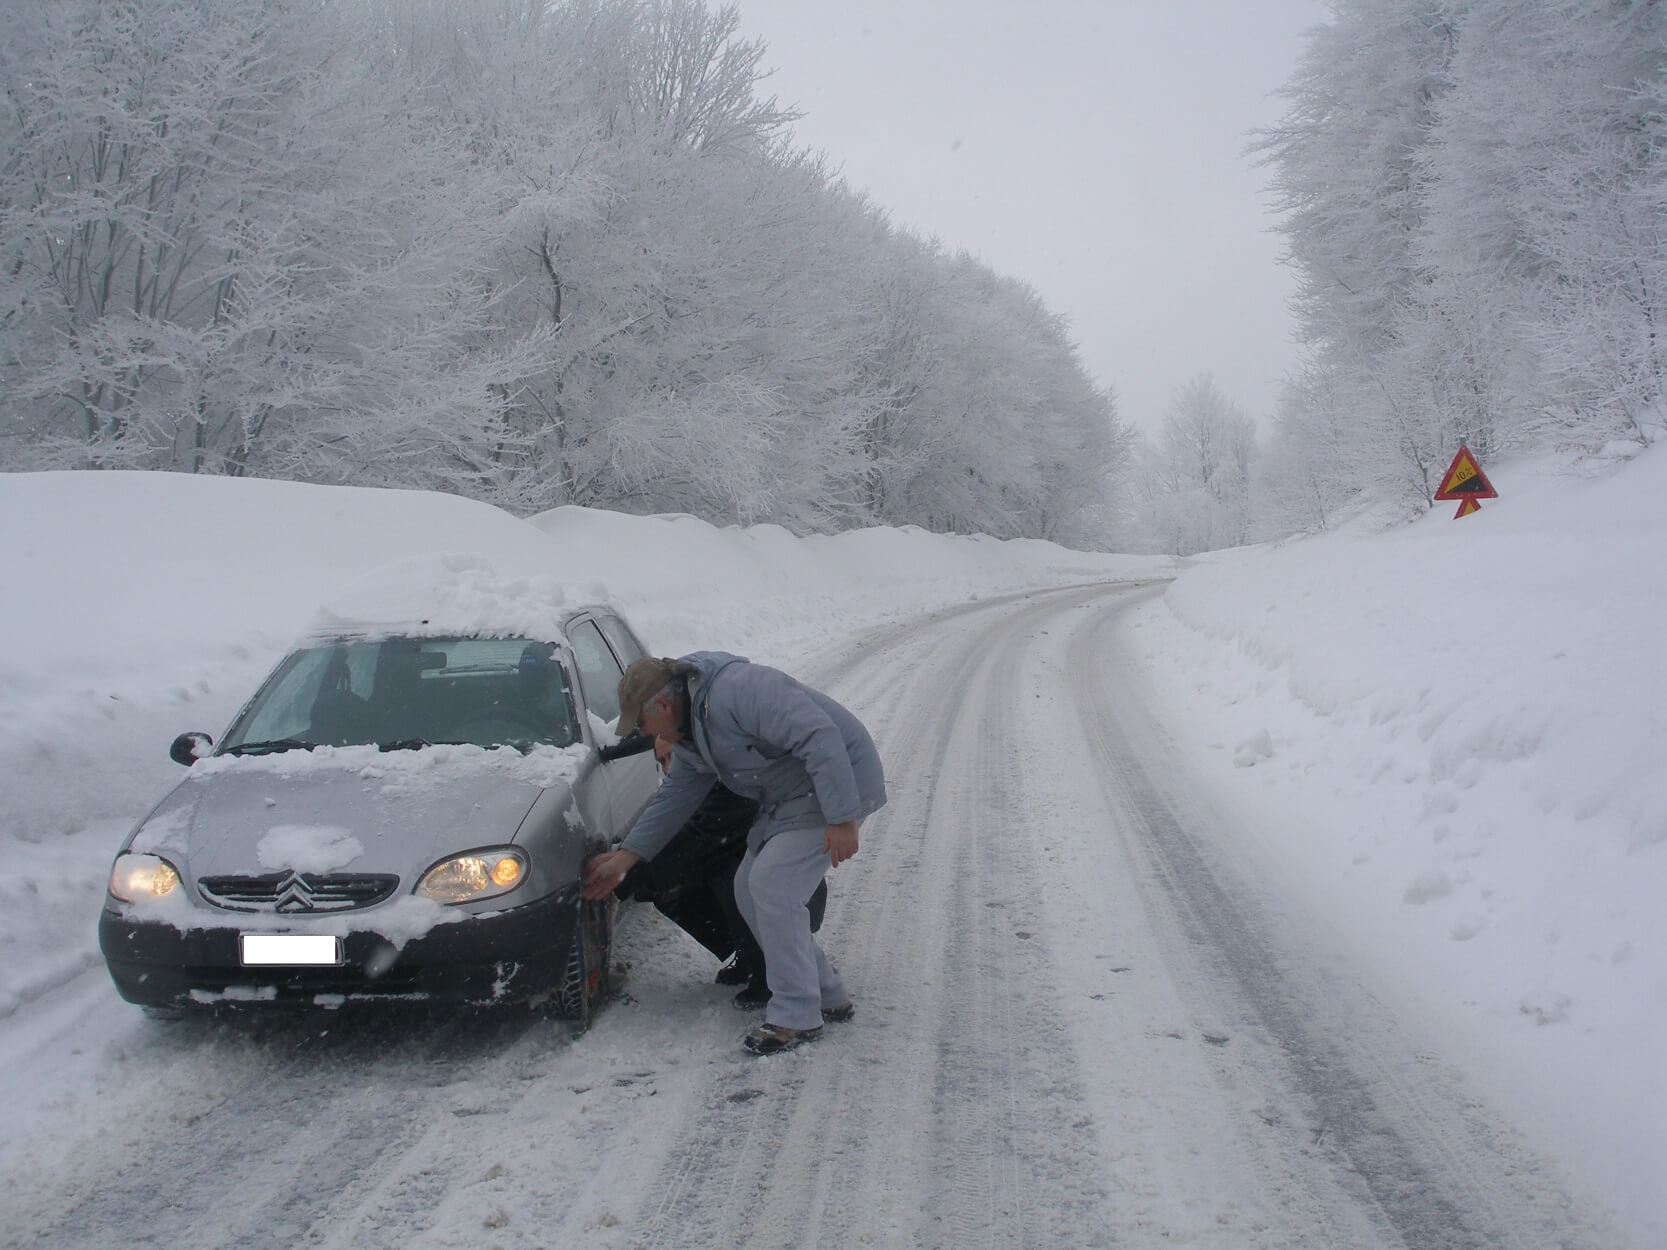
[615,657,693,736]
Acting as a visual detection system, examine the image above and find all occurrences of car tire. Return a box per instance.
[553,895,615,1029]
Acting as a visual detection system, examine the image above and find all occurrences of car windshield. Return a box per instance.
[218,636,581,753]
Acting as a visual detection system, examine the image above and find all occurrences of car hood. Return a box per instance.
[129,744,578,881]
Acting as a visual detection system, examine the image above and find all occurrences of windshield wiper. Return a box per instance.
[224,738,314,757]
[377,738,471,752]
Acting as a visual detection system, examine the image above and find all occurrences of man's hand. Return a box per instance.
[583,849,642,899]
[824,820,859,867]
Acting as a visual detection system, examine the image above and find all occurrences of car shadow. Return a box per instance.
[154,1000,572,1065]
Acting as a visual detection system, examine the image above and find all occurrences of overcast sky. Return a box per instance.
[731,0,1331,434]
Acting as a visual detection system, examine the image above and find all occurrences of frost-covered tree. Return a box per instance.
[855,252,1126,542]
[1255,0,1667,536]
[1127,374,1257,555]
[1250,0,1463,513]
[1254,364,1374,534]
[1254,0,1459,366]
[0,0,544,481]
[1417,0,1667,448]
[416,0,1129,537]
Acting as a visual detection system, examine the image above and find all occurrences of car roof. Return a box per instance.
[296,605,621,648]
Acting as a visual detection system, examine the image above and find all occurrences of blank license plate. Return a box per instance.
[240,934,343,966]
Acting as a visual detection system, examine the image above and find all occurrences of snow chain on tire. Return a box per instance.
[554,894,615,1029]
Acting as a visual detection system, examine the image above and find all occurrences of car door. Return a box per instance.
[565,615,660,835]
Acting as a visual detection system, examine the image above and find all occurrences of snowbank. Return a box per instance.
[1128,441,1666,1241]
[0,471,1154,842]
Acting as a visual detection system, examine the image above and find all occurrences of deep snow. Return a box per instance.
[0,448,1661,1243]
[1130,442,1666,1241]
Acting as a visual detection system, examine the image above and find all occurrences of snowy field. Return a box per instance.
[0,449,1661,1245]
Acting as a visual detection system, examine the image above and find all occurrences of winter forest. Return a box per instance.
[1252,0,1667,536]
[2,0,1665,553]
[0,0,1125,546]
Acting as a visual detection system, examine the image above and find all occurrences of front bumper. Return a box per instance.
[98,886,581,1010]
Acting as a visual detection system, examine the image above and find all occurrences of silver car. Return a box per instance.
[97,605,661,1025]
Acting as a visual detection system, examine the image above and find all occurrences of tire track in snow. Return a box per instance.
[1065,592,1612,1250]
[22,1007,564,1250]
[629,586,1122,1249]
[629,604,988,1248]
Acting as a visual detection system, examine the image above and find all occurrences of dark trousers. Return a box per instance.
[618,786,825,971]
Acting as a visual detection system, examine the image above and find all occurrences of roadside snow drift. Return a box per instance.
[0,471,1151,845]
[1130,441,1665,1239]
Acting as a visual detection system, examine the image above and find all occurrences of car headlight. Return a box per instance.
[415,849,527,904]
[109,853,182,903]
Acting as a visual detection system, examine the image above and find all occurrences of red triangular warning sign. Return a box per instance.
[1434,444,1498,501]
[1452,496,1482,518]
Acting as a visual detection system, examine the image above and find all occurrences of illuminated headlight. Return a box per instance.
[109,853,182,903]
[416,849,527,904]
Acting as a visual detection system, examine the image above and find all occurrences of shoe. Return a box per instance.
[821,1001,855,1023]
[715,955,758,986]
[742,1022,823,1055]
[732,978,771,1010]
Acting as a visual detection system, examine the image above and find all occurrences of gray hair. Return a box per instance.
[642,679,681,720]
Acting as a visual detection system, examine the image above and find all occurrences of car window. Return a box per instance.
[567,619,623,723]
[227,647,336,745]
[596,615,647,667]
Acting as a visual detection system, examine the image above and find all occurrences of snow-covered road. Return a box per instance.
[11,582,1615,1249]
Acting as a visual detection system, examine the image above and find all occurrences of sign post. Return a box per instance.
[1433,444,1498,518]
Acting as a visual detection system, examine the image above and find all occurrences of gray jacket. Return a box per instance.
[620,652,887,860]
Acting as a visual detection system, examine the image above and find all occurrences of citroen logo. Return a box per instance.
[273,873,317,913]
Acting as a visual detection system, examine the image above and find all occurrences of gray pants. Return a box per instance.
[733,825,847,1031]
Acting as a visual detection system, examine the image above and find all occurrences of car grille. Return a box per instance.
[197,871,400,913]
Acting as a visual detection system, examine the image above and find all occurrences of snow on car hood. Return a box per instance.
[131,742,588,882]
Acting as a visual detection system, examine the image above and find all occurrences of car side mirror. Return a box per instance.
[597,733,655,764]
[169,732,214,766]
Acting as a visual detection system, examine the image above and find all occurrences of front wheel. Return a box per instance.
[552,895,615,1029]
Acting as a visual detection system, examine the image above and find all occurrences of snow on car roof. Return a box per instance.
[303,553,613,643]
